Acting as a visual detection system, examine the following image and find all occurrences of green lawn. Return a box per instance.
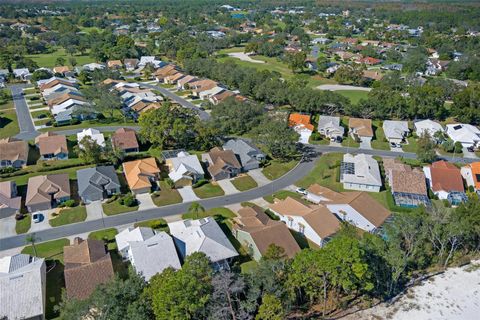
[30,110,51,119]
[340,135,360,148]
[371,121,390,150]
[193,182,225,199]
[34,118,52,126]
[335,90,370,105]
[263,190,308,204]
[240,260,259,274]
[402,136,418,153]
[182,207,236,220]
[151,181,183,206]
[0,109,20,138]
[25,48,95,68]
[40,117,136,132]
[102,199,139,216]
[261,160,297,180]
[89,228,119,250]
[16,214,31,234]
[134,218,169,232]
[231,175,258,191]
[295,153,344,191]
[49,206,87,227]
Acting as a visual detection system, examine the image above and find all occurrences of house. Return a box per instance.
[164,72,186,85]
[268,197,341,247]
[189,79,219,98]
[0,254,46,320]
[233,205,301,260]
[168,218,238,270]
[0,181,21,218]
[115,227,181,281]
[154,64,180,82]
[223,139,265,171]
[122,157,160,194]
[35,132,68,160]
[111,127,139,153]
[383,120,409,145]
[77,166,121,203]
[289,113,314,144]
[123,58,139,71]
[461,162,480,193]
[82,63,106,71]
[340,153,382,192]
[13,68,31,80]
[50,94,89,116]
[205,147,242,181]
[348,118,374,144]
[165,151,205,187]
[357,57,382,65]
[414,119,444,139]
[383,158,430,208]
[317,115,344,141]
[423,161,466,205]
[139,56,164,68]
[305,184,391,232]
[107,60,123,69]
[77,128,106,148]
[63,238,114,300]
[25,174,71,212]
[177,75,198,90]
[0,137,29,169]
[446,124,480,149]
[209,90,236,105]
[311,37,331,45]
[197,85,225,100]
[362,70,384,81]
[52,66,74,77]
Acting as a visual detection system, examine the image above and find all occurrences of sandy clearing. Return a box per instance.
[227,52,266,64]
[317,84,372,91]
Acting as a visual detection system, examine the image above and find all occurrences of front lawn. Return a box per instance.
[49,206,87,227]
[102,199,139,216]
[263,190,308,204]
[0,109,20,138]
[15,214,31,234]
[193,182,225,199]
[231,175,258,191]
[30,110,51,119]
[88,228,119,250]
[402,136,418,153]
[134,218,169,232]
[371,121,390,150]
[182,207,236,220]
[261,160,297,180]
[151,181,183,206]
[295,153,344,191]
[340,135,360,148]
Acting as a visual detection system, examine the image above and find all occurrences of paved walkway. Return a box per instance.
[136,193,157,210]
[177,186,200,202]
[10,84,39,140]
[85,201,104,221]
[247,169,271,186]
[359,140,372,149]
[316,84,372,91]
[228,52,266,64]
[217,179,240,195]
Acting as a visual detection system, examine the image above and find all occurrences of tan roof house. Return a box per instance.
[111,128,139,153]
[35,132,68,160]
[0,181,21,218]
[122,157,160,194]
[233,205,300,260]
[64,238,114,300]
[107,60,123,69]
[52,66,72,76]
[205,147,242,181]
[348,118,373,144]
[25,174,71,212]
[0,137,29,169]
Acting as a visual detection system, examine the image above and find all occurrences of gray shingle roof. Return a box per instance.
[77,166,120,200]
[223,139,265,168]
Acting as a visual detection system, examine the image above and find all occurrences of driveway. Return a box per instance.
[248,169,271,186]
[177,186,200,203]
[316,84,372,92]
[136,193,156,210]
[359,140,372,149]
[463,147,478,159]
[0,215,17,238]
[86,201,104,221]
[10,84,39,140]
[30,210,54,233]
[217,179,240,195]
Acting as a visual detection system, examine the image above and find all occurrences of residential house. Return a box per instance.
[461,162,480,193]
[289,113,314,144]
[383,158,430,208]
[82,63,106,71]
[382,120,409,145]
[0,181,21,218]
[340,153,382,192]
[111,127,139,153]
[35,132,68,160]
[115,227,181,281]
[64,238,114,300]
[189,79,219,98]
[139,56,164,69]
[177,75,198,90]
[123,58,139,71]
[268,197,340,247]
[165,151,205,187]
[446,124,480,149]
[25,174,71,212]
[50,93,89,116]
[164,72,186,85]
[122,157,160,194]
[77,166,121,203]
[423,161,466,205]
[209,90,236,105]
[0,254,46,320]
[233,205,301,260]
[348,118,374,144]
[205,147,242,181]
[197,84,225,100]
[52,66,74,77]
[317,115,344,141]
[414,119,444,139]
[357,57,382,65]
[311,37,331,45]
[77,128,106,148]
[107,60,123,69]
[168,218,238,270]
[425,59,449,76]
[362,70,384,81]
[305,184,391,232]
[0,137,29,169]
[223,139,265,171]
[13,68,31,80]
[154,64,180,82]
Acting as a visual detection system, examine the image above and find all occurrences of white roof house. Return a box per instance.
[317,115,344,139]
[0,254,46,320]
[446,124,480,148]
[13,68,31,79]
[77,128,106,148]
[166,151,205,184]
[138,56,163,68]
[168,217,238,266]
[51,98,89,115]
[382,120,409,144]
[340,153,382,192]
[82,63,106,71]
[414,119,444,138]
[42,83,79,97]
[115,227,155,257]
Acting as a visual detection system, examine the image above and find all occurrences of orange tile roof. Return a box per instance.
[122,157,160,191]
[469,162,480,189]
[288,113,314,131]
[430,161,464,193]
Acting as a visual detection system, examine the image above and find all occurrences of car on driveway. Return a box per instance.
[32,213,44,223]
[296,187,308,195]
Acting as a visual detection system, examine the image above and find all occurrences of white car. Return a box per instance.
[32,213,44,223]
[295,187,307,195]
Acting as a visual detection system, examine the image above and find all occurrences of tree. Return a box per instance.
[75,136,103,164]
[83,84,123,119]
[31,69,53,82]
[25,233,38,256]
[416,131,437,163]
[211,98,264,135]
[55,56,66,66]
[256,294,284,320]
[187,202,205,219]
[207,271,246,320]
[334,65,363,85]
[68,56,77,67]
[104,143,125,166]
[285,51,306,73]
[402,47,428,73]
[452,84,480,125]
[252,118,299,161]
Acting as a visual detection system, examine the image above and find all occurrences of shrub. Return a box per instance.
[63,199,75,207]
[30,96,40,101]
[122,194,137,207]
[70,118,81,125]
[165,178,175,188]
[15,213,25,221]
[192,179,208,188]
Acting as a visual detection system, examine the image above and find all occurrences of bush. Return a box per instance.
[192,179,209,188]
[37,113,47,119]
[15,213,25,221]
[310,131,322,141]
[165,178,175,188]
[121,194,137,207]
[70,118,81,125]
[29,96,40,101]
[0,167,17,174]
[63,199,75,207]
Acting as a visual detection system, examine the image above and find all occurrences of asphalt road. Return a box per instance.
[0,154,316,251]
[10,84,39,140]
[141,83,211,121]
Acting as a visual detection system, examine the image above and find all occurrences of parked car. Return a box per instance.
[296,187,307,195]
[32,213,44,223]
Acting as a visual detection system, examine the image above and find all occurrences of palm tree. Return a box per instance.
[188,202,205,219]
[26,233,38,256]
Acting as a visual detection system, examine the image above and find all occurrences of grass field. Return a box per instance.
[49,206,87,227]
[0,108,19,138]
[402,136,418,153]
[263,190,308,204]
[89,228,119,250]
[182,207,236,220]
[231,175,258,191]
[335,90,370,105]
[371,121,390,150]
[102,199,139,216]
[134,218,169,232]
[193,182,225,199]
[295,153,344,191]
[25,48,95,68]
[151,181,183,206]
[261,160,297,180]
[16,214,31,234]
